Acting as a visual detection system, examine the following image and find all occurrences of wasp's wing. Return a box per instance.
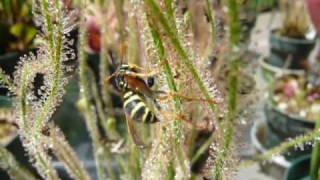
[124,75,155,97]
[125,111,149,149]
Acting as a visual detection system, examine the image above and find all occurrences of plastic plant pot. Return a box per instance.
[264,100,315,140]
[269,30,316,70]
[259,56,305,83]
[284,155,310,180]
[251,120,290,179]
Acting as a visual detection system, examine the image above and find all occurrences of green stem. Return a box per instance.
[212,0,240,178]
[40,0,54,60]
[227,0,240,46]
[17,64,58,180]
[35,0,63,130]
[32,141,59,180]
[147,16,181,110]
[310,117,320,180]
[213,60,238,179]
[147,12,183,141]
[18,68,30,130]
[113,0,125,54]
[78,2,115,179]
[48,126,90,180]
[99,23,115,119]
[164,0,177,32]
[240,128,320,167]
[0,146,37,180]
[205,0,216,48]
[144,0,216,114]
[147,12,189,175]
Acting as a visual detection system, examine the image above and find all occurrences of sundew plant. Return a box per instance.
[0,0,319,180]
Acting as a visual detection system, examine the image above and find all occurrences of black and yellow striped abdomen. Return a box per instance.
[123,91,158,123]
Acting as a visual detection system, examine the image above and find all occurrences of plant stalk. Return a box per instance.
[144,0,216,114]
[310,116,320,180]
[35,0,63,130]
[0,146,37,180]
[78,1,116,179]
[213,0,240,178]
[240,128,320,167]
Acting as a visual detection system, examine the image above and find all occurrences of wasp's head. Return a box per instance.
[115,73,127,92]
[114,64,132,91]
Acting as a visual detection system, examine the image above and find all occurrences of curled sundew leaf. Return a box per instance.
[11,0,78,180]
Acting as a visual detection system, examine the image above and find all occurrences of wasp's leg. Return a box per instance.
[176,114,214,132]
[161,112,214,132]
[127,60,167,73]
[126,63,146,72]
[102,72,117,86]
[101,138,129,154]
[157,92,216,105]
[126,70,160,79]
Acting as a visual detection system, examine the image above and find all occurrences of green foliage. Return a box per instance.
[310,118,320,180]
[0,0,36,53]
[144,0,216,113]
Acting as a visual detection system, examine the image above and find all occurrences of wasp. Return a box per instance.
[106,62,215,148]
[106,63,161,148]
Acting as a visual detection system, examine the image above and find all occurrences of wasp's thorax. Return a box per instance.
[114,64,155,92]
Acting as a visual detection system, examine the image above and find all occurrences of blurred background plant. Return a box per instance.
[272,75,320,121]
[0,0,36,54]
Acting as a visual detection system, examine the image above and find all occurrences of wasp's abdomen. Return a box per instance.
[123,91,158,123]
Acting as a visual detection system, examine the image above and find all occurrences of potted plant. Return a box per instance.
[265,74,319,140]
[269,0,316,70]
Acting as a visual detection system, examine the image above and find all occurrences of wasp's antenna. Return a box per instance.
[108,49,119,68]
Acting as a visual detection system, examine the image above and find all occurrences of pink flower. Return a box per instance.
[283,81,299,97]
